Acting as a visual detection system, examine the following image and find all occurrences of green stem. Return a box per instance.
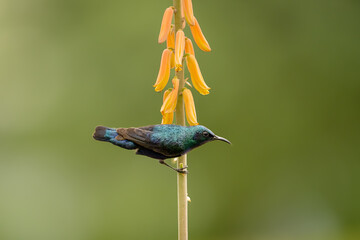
[173,0,188,240]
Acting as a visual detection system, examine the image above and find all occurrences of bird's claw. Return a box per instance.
[176,166,188,174]
[176,169,188,174]
[159,160,188,174]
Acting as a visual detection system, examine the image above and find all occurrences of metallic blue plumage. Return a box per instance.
[93,124,230,172]
[95,127,138,150]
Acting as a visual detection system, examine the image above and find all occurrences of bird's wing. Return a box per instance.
[117,125,182,157]
[117,127,159,149]
[136,147,171,160]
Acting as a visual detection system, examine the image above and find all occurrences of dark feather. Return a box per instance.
[136,147,180,160]
[93,126,109,141]
[117,126,158,149]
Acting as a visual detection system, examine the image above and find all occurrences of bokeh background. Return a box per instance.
[1,0,359,239]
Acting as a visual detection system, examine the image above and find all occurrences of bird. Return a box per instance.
[93,124,231,173]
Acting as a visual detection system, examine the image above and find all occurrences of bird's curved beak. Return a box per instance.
[214,136,231,144]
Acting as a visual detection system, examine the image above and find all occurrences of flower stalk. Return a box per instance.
[173,1,188,239]
[154,0,212,239]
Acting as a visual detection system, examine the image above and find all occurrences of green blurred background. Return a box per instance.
[1,0,359,239]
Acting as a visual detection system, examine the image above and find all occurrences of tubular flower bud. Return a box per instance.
[190,17,211,52]
[182,0,195,26]
[160,77,180,114]
[167,25,175,49]
[162,89,172,103]
[158,7,174,43]
[170,51,175,69]
[175,30,185,72]
[181,3,186,29]
[186,54,210,95]
[161,89,174,124]
[153,49,172,92]
[161,112,174,124]
[185,37,195,56]
[183,88,199,126]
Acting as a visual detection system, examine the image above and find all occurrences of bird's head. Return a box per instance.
[191,125,231,146]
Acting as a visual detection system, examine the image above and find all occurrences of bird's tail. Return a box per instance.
[93,126,138,150]
[93,126,117,142]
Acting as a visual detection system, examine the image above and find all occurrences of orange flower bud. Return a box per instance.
[158,7,174,44]
[161,89,174,124]
[186,54,210,95]
[190,17,211,52]
[161,112,174,124]
[153,49,172,92]
[160,77,180,114]
[180,2,186,29]
[162,89,172,102]
[175,30,185,72]
[170,51,175,69]
[167,25,175,49]
[183,88,199,126]
[185,37,195,56]
[182,0,195,26]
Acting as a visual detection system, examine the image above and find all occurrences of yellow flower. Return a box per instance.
[175,30,185,72]
[161,89,174,124]
[180,3,186,29]
[190,17,211,52]
[166,25,175,49]
[182,0,195,26]
[163,89,172,102]
[186,54,210,95]
[160,77,180,114]
[185,37,195,56]
[170,51,175,69]
[158,7,174,44]
[153,49,172,92]
[167,26,175,69]
[183,88,198,126]
[161,112,174,124]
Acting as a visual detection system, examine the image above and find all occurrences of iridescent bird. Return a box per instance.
[93,124,231,173]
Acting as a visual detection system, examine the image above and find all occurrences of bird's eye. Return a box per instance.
[202,131,210,137]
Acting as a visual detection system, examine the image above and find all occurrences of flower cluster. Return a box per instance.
[154,0,211,126]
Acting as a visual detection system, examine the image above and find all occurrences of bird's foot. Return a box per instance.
[176,166,188,174]
[159,160,188,174]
